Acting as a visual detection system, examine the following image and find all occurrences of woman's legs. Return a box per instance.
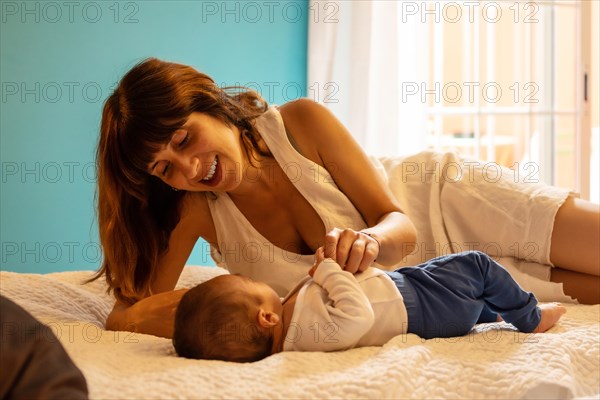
[550,197,600,304]
[550,196,599,275]
[551,268,600,304]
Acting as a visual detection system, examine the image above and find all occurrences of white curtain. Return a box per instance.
[308,0,429,157]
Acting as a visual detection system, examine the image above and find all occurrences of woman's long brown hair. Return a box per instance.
[92,58,268,304]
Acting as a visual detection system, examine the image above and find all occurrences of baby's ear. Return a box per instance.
[257,309,280,328]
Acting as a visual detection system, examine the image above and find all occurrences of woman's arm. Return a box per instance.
[105,290,189,338]
[105,192,213,338]
[279,99,417,272]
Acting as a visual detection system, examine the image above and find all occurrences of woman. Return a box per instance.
[94,58,599,338]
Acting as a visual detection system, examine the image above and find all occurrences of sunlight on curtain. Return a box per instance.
[308,0,428,157]
[308,0,595,202]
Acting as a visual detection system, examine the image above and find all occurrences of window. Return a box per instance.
[308,0,596,200]
[423,0,594,198]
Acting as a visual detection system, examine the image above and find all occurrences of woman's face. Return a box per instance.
[147,112,245,192]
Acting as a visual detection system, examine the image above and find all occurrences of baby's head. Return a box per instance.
[173,274,282,362]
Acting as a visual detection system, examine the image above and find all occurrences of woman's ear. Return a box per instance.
[257,309,280,328]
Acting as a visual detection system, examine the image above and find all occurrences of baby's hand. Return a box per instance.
[308,247,326,277]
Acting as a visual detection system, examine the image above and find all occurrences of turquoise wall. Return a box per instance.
[1,0,308,273]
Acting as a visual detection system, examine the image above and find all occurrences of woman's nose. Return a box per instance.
[184,157,200,180]
[173,154,200,180]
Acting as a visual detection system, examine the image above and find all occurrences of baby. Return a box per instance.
[173,250,566,362]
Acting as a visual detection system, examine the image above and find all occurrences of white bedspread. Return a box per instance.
[1,267,598,399]
[371,152,576,303]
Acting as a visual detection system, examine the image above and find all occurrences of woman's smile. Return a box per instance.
[198,155,221,187]
[147,112,248,191]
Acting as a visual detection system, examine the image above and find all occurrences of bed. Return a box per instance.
[1,266,598,399]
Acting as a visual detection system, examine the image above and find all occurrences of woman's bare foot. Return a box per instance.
[532,303,567,333]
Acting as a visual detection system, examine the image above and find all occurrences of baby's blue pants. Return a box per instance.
[386,251,541,339]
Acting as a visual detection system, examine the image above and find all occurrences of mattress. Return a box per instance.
[1,266,598,399]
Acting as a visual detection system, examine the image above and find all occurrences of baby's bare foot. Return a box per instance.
[532,303,566,333]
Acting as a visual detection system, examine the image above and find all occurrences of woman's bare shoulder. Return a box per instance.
[278,98,330,165]
[279,98,402,226]
[278,98,332,131]
[278,97,322,114]
[278,98,371,167]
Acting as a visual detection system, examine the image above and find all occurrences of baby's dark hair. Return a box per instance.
[173,275,273,362]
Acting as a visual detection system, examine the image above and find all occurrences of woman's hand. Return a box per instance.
[106,288,189,339]
[323,228,380,274]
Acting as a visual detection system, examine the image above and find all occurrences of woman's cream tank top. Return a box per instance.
[206,106,367,296]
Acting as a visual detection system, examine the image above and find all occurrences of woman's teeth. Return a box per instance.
[202,157,218,181]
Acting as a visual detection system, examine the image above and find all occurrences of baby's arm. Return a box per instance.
[307,258,375,350]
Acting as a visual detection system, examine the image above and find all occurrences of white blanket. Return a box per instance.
[372,152,576,303]
[1,267,598,399]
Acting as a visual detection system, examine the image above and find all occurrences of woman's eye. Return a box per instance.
[162,163,170,176]
[178,133,189,148]
[172,130,189,148]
